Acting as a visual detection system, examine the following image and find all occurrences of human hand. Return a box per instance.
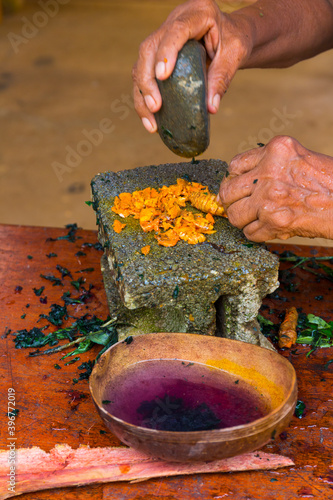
[132,0,252,133]
[218,136,333,242]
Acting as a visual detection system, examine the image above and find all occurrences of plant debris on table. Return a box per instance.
[257,314,279,341]
[296,313,333,356]
[56,265,73,279]
[15,314,119,361]
[278,250,333,282]
[39,303,68,326]
[258,309,333,356]
[40,274,63,287]
[33,286,45,297]
[46,223,82,243]
[7,223,119,382]
[294,400,306,418]
[257,248,333,357]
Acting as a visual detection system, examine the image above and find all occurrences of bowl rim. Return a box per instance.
[89,332,297,439]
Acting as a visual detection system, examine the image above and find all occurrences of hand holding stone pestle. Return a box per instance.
[132,0,333,242]
[132,0,333,133]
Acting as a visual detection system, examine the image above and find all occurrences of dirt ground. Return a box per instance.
[0,0,332,246]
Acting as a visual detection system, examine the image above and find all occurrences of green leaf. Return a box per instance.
[324,359,333,370]
[70,339,93,355]
[257,314,273,327]
[296,336,314,344]
[60,339,93,358]
[88,331,112,345]
[64,356,80,366]
[96,332,118,360]
[257,314,278,339]
[13,307,119,375]
[307,314,330,329]
[71,277,85,291]
[296,312,333,355]
[40,274,63,286]
[56,265,73,279]
[318,328,333,338]
[317,262,333,278]
[46,223,82,243]
[294,400,306,418]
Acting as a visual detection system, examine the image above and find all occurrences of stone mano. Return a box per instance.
[155,40,210,158]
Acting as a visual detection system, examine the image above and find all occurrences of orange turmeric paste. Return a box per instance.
[111,178,226,247]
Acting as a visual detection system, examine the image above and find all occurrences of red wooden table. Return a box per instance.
[0,224,332,499]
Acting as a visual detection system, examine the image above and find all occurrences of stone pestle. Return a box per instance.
[155,40,210,158]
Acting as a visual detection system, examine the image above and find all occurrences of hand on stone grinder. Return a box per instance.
[217,136,333,243]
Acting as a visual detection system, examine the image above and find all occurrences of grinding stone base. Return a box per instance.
[92,159,279,352]
[101,254,275,351]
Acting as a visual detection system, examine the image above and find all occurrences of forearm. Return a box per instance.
[231,0,333,68]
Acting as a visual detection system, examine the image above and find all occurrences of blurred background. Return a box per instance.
[0,0,332,246]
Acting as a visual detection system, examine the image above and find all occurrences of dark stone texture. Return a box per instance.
[155,40,209,158]
[91,159,279,349]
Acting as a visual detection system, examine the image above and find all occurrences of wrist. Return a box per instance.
[226,11,254,68]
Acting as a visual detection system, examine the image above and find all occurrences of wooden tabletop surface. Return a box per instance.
[0,224,332,500]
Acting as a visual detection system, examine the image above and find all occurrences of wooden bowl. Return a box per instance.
[89,333,297,462]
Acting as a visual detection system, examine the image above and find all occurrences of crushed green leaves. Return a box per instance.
[296,313,333,356]
[294,400,306,418]
[257,314,278,339]
[9,224,118,381]
[33,286,45,296]
[39,304,68,326]
[46,223,82,243]
[279,250,333,282]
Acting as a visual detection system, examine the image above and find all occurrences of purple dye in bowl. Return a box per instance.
[102,360,268,432]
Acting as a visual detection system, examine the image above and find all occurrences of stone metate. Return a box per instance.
[91,160,279,350]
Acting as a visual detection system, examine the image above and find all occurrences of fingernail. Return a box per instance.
[216,193,221,204]
[212,94,220,112]
[144,94,156,111]
[156,61,166,79]
[142,117,154,132]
